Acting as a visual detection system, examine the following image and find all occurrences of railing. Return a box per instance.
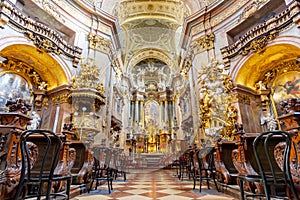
[221,1,299,60]
[0,0,82,67]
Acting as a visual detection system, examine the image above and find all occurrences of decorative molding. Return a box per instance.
[191,33,215,54]
[255,59,300,90]
[51,94,69,105]
[221,5,298,60]
[32,0,65,23]
[114,0,189,25]
[88,33,112,55]
[0,0,82,67]
[0,59,47,89]
[238,0,267,23]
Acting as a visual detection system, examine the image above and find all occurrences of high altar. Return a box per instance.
[126,95,178,154]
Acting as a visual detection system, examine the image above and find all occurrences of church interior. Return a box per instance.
[0,0,299,199]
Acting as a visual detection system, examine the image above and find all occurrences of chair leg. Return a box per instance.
[66,178,71,200]
[238,178,245,200]
[212,173,219,192]
[199,172,203,192]
[193,170,196,190]
[14,180,24,200]
[107,179,111,194]
[206,171,210,190]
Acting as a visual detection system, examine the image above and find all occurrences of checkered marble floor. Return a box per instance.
[72,168,237,200]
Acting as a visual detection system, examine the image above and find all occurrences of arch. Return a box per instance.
[126,48,174,73]
[233,43,300,90]
[0,36,71,90]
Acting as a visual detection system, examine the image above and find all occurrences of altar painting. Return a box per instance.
[272,71,300,116]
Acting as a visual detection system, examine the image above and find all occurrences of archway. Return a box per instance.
[0,44,69,89]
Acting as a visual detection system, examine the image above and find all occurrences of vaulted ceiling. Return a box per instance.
[100,0,212,73]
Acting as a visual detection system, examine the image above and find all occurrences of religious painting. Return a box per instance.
[0,73,31,111]
[144,101,159,131]
[272,71,300,116]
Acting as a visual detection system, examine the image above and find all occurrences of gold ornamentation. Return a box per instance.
[0,59,47,89]
[255,59,300,89]
[88,33,112,54]
[222,6,294,59]
[71,60,105,95]
[25,31,61,54]
[191,33,215,54]
[0,0,82,67]
[51,94,70,104]
[223,75,234,93]
[199,88,213,128]
[241,33,278,56]
[221,105,238,140]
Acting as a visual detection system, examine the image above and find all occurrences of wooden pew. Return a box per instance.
[69,141,94,185]
[277,111,300,192]
[0,112,32,200]
[214,140,239,185]
[232,128,263,194]
[0,98,32,200]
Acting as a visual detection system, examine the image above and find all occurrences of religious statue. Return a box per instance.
[27,111,41,130]
[261,112,278,131]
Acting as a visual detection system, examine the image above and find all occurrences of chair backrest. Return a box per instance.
[253,130,297,198]
[20,129,62,185]
[197,147,215,170]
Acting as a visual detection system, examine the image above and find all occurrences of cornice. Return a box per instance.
[72,0,121,50]
[180,0,229,50]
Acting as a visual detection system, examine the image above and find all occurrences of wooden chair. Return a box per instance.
[238,130,299,200]
[193,147,219,192]
[88,147,113,194]
[14,129,71,200]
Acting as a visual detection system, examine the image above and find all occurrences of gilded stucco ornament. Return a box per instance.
[69,59,106,112]
[0,0,82,67]
[198,58,234,142]
[71,60,105,96]
[222,105,238,141]
[88,33,112,55]
[197,58,238,142]
[0,59,47,89]
[191,33,215,54]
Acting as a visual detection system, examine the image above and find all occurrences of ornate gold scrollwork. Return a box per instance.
[88,33,112,55]
[241,32,278,56]
[255,59,300,89]
[71,61,105,96]
[0,59,47,89]
[191,33,215,54]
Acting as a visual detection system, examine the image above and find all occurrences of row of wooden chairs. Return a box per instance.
[87,147,127,194]
[13,129,129,200]
[175,130,298,200]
